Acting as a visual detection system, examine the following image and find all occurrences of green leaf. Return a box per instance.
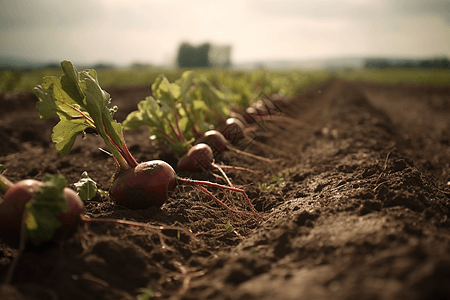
[224,220,233,233]
[34,61,132,169]
[136,286,154,300]
[123,96,165,130]
[34,78,60,120]
[152,74,180,106]
[74,171,98,201]
[123,95,194,152]
[259,183,269,191]
[35,75,87,120]
[52,114,90,156]
[176,70,195,97]
[25,174,69,243]
[60,60,85,104]
[272,176,284,184]
[0,164,5,174]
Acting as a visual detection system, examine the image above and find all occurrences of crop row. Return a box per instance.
[0,60,312,276]
[2,67,450,95]
[0,67,331,95]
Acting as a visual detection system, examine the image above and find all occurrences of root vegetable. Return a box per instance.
[218,117,288,157]
[34,61,266,217]
[0,172,197,284]
[177,143,215,173]
[219,117,246,145]
[176,143,238,187]
[110,160,178,209]
[177,143,264,186]
[196,130,276,163]
[111,159,262,217]
[0,175,85,247]
[0,172,196,246]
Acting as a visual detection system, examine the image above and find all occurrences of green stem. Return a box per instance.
[0,174,14,193]
[61,98,133,170]
[103,126,137,169]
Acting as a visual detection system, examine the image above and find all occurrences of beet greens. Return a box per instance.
[32,61,265,217]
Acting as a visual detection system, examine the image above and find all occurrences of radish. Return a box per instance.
[33,61,265,218]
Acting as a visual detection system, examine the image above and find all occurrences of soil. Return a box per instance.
[0,79,449,300]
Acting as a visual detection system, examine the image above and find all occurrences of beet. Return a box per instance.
[110,160,177,209]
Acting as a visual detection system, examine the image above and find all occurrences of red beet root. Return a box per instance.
[177,143,215,173]
[219,117,246,145]
[110,160,178,209]
[196,130,276,163]
[0,178,85,246]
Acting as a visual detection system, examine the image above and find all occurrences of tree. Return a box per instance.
[176,42,211,68]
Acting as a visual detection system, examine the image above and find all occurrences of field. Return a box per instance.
[2,67,450,94]
[1,67,450,299]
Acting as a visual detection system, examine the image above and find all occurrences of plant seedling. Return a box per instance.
[136,286,154,300]
[224,220,234,233]
[260,175,285,191]
[74,171,98,201]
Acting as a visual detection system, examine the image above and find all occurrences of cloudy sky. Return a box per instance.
[1,0,449,66]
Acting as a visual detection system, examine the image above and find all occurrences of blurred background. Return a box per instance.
[1,0,449,70]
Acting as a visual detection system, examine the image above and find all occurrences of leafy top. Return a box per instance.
[34,61,136,170]
[25,174,70,243]
[122,71,233,153]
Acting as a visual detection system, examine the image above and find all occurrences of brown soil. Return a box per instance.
[0,79,449,300]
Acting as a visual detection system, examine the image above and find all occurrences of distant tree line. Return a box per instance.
[177,42,211,68]
[364,57,450,69]
[176,42,231,68]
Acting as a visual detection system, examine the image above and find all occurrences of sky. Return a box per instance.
[1,0,449,67]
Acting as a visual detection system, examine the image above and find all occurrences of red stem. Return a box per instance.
[120,131,138,167]
[173,103,188,143]
[102,123,138,168]
[181,102,202,138]
[60,98,135,168]
[192,126,203,139]
[159,128,178,145]
[62,100,96,127]
[166,118,183,143]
